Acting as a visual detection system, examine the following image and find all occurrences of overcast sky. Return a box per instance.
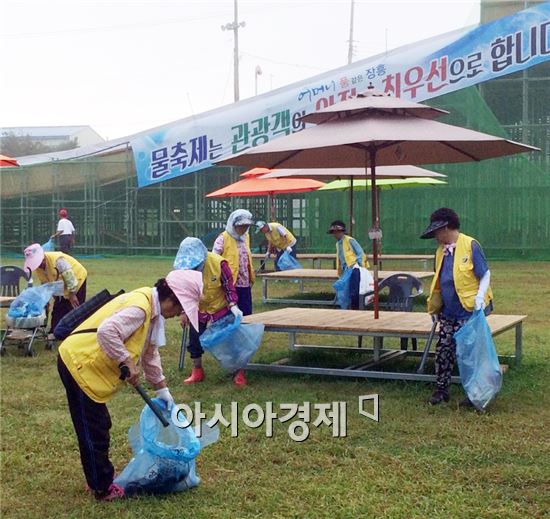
[1,0,480,140]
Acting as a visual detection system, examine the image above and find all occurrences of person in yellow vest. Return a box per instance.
[255,220,297,271]
[212,209,255,319]
[173,237,245,386]
[328,220,368,309]
[57,270,203,501]
[421,208,493,407]
[23,243,87,338]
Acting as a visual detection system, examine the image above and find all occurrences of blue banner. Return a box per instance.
[132,3,550,187]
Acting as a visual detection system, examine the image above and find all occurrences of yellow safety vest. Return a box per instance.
[200,252,229,315]
[220,231,255,285]
[428,232,493,315]
[36,251,87,297]
[335,235,368,275]
[58,288,152,403]
[265,223,296,250]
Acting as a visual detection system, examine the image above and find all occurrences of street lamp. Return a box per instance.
[255,65,262,96]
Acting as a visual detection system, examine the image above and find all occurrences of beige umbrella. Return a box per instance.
[260,165,447,180]
[220,89,539,317]
[261,166,446,234]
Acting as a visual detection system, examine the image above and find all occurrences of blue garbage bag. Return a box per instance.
[200,313,264,371]
[455,310,503,411]
[333,268,353,309]
[8,281,64,318]
[114,399,219,496]
[277,251,302,271]
[42,239,55,252]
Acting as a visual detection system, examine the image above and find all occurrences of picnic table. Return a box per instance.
[0,296,16,308]
[252,253,434,269]
[258,269,434,305]
[243,308,526,382]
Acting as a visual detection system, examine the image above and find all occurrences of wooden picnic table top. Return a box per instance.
[0,296,16,307]
[258,269,434,281]
[252,253,434,261]
[243,308,527,336]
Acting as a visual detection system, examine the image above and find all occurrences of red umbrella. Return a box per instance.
[206,167,325,219]
[0,154,19,167]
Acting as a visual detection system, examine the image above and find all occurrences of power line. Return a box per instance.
[240,51,325,72]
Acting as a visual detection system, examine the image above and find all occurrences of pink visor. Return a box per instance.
[165,269,203,332]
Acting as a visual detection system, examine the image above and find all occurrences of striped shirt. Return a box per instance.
[96,297,164,385]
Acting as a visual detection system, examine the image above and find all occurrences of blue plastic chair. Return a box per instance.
[0,266,31,304]
[363,273,424,350]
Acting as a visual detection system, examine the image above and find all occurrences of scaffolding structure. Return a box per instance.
[0,147,312,255]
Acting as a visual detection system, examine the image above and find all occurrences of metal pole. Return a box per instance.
[349,177,354,235]
[368,148,380,319]
[222,0,245,103]
[347,0,355,65]
[233,0,240,101]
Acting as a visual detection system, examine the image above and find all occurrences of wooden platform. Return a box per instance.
[252,253,434,269]
[243,309,526,382]
[0,296,16,308]
[258,269,433,305]
[259,269,433,281]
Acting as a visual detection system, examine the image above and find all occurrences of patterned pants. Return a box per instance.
[435,315,468,391]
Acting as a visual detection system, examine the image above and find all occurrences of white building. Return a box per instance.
[1,125,105,148]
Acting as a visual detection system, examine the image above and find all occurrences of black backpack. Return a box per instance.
[54,288,125,340]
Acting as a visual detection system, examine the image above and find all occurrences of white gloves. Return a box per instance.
[474,270,491,311]
[474,296,486,311]
[230,305,243,320]
[155,387,175,410]
[285,246,293,253]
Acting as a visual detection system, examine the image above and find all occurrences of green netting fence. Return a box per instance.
[303,86,550,259]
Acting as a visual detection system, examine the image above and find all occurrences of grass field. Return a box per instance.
[1,257,549,519]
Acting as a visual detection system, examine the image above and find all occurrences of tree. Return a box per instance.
[0,132,79,157]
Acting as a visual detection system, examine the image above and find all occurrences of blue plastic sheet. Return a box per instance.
[42,239,55,252]
[114,399,219,496]
[8,281,64,318]
[455,310,503,411]
[333,268,353,309]
[200,313,264,371]
[277,251,302,271]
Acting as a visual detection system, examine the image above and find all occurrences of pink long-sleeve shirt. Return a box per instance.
[212,233,251,288]
[96,301,165,386]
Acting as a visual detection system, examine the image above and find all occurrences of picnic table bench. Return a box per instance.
[252,253,434,269]
[243,308,526,382]
[258,269,434,305]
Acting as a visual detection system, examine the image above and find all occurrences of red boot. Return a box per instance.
[184,368,205,384]
[233,369,247,386]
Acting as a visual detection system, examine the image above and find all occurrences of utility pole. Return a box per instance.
[347,0,355,64]
[221,0,246,102]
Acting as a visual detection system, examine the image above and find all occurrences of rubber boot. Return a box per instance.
[233,369,247,386]
[184,367,205,384]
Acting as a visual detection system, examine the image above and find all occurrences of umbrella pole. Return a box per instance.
[367,148,380,319]
[269,193,276,220]
[349,178,354,235]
